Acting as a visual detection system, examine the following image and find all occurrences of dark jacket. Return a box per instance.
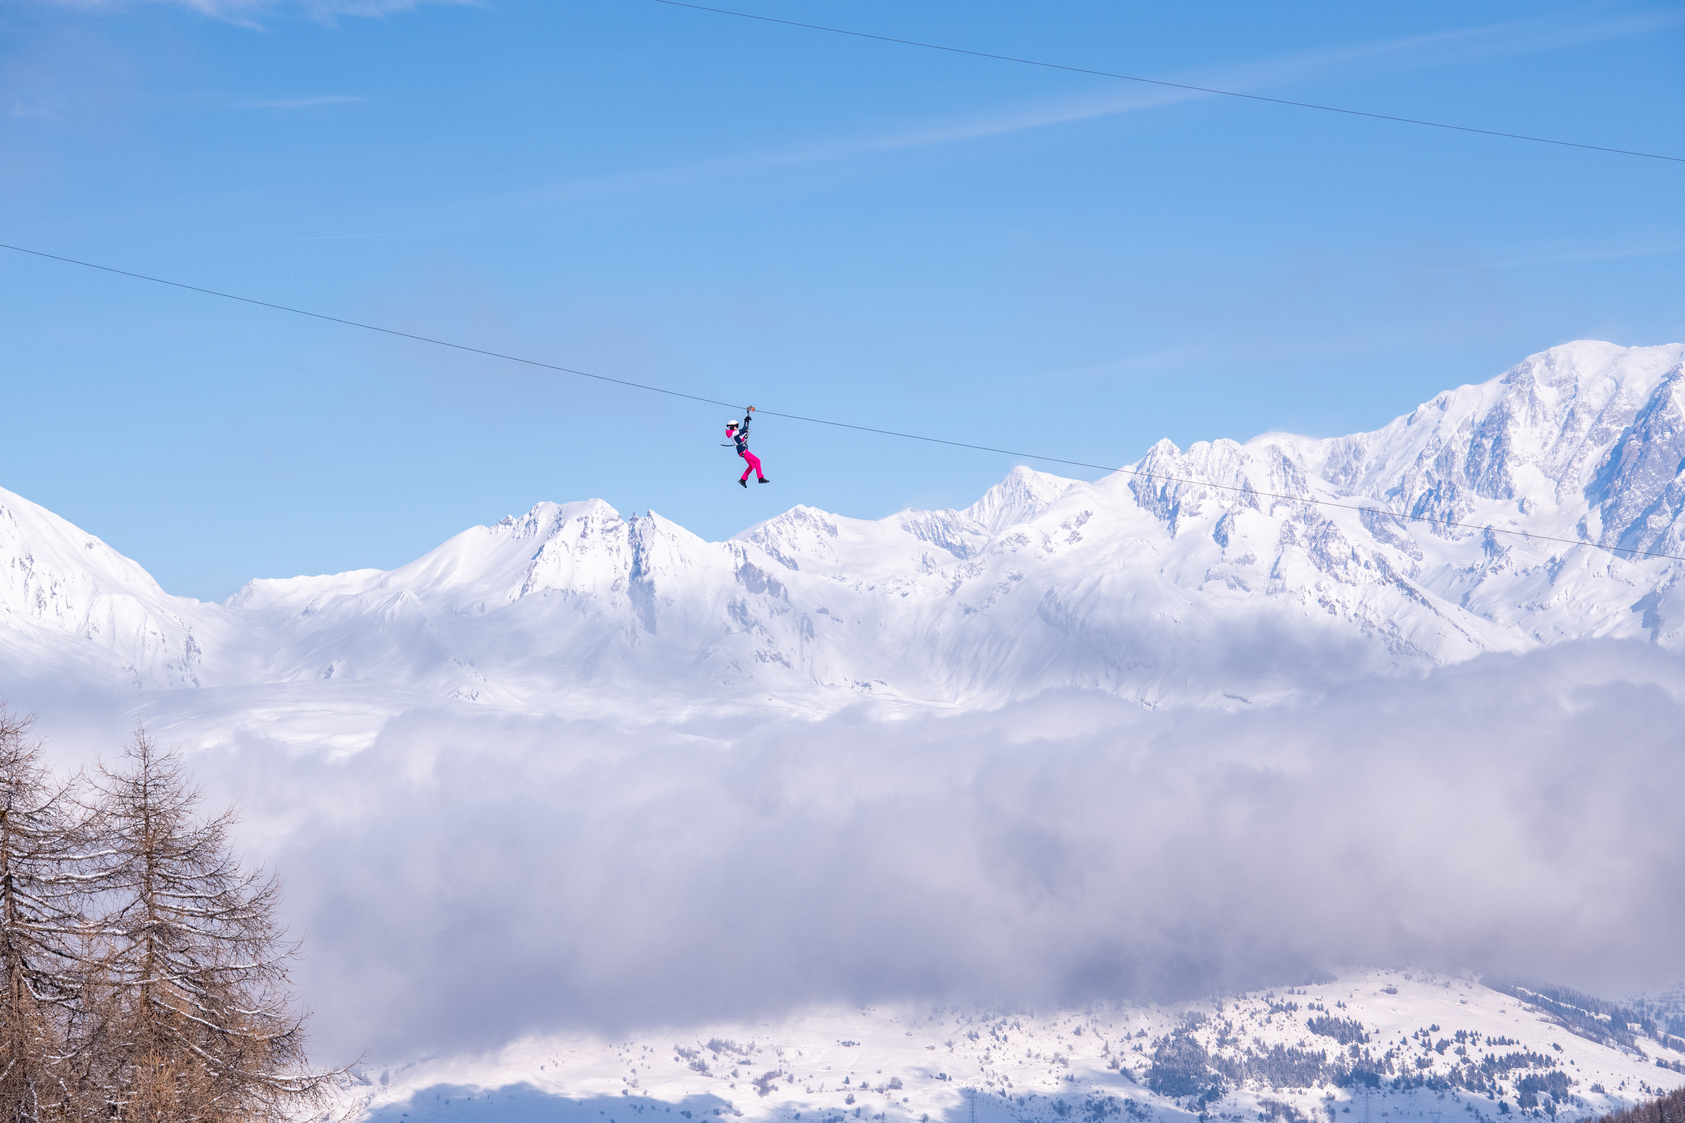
[729,413,752,454]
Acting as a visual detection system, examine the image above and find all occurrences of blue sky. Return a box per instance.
[3,0,1681,600]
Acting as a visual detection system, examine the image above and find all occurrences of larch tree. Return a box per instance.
[90,728,333,1123]
[0,708,95,1123]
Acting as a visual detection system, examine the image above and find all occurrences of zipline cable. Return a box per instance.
[5,239,1684,566]
[648,0,1685,166]
[0,243,744,413]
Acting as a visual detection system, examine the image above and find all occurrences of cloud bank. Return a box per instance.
[162,640,1685,1063]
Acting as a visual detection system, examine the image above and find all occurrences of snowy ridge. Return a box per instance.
[0,487,206,688]
[334,972,1685,1123]
[4,341,1685,717]
[961,467,1075,534]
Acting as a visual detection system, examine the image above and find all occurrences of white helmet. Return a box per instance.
[726,419,739,428]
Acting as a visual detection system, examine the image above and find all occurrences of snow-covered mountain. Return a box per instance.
[334,971,1685,1123]
[10,341,1685,1123]
[5,340,1685,721]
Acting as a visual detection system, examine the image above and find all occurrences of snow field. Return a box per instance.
[336,973,1685,1123]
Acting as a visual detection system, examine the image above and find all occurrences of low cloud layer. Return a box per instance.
[147,639,1685,1063]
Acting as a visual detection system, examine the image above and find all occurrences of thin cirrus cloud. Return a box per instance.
[35,0,463,23]
[1423,244,1685,274]
[529,6,1682,209]
[242,93,365,108]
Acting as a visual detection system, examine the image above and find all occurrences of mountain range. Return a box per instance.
[9,341,1685,1122]
[4,339,1684,726]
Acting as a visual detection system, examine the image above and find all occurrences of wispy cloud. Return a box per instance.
[1182,7,1685,92]
[7,100,63,121]
[539,85,1196,204]
[535,6,1685,206]
[1425,244,1685,274]
[290,230,414,240]
[32,0,467,26]
[244,93,364,108]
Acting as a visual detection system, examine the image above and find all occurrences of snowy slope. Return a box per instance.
[4,340,1685,720]
[333,972,1685,1123]
[0,485,208,689]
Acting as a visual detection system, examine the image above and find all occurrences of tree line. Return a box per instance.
[1591,1087,1685,1123]
[1145,1019,1580,1109]
[0,707,336,1122]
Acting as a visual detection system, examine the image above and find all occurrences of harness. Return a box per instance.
[726,415,752,453]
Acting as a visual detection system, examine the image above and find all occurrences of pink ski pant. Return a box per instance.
[739,451,764,481]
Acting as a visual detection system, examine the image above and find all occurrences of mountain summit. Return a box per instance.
[4,341,1683,720]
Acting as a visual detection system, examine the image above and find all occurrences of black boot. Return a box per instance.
[758,477,771,484]
[739,478,748,488]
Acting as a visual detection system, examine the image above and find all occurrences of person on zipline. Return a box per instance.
[727,407,769,487]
